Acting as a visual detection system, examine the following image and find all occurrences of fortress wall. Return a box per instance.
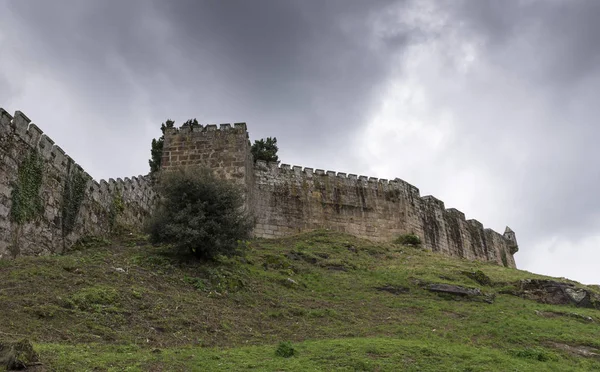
[251,161,517,267]
[0,109,517,267]
[252,161,418,240]
[0,108,155,258]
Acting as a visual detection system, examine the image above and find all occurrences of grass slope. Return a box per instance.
[1,230,599,371]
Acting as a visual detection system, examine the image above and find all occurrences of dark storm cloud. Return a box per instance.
[4,0,170,116]
[4,0,411,171]
[436,0,600,237]
[450,0,600,87]
[149,0,410,167]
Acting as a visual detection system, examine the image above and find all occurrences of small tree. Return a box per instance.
[251,137,279,163]
[145,167,253,259]
[149,119,175,174]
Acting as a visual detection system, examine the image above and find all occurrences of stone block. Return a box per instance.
[24,123,43,147]
[0,204,8,218]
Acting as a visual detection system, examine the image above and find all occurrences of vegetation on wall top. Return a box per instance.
[149,119,175,174]
[251,137,279,163]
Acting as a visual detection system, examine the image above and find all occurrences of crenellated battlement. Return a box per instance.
[254,160,422,190]
[250,155,515,268]
[0,108,156,258]
[0,107,517,268]
[163,122,248,136]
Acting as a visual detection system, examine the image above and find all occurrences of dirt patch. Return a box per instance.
[375,285,410,295]
[442,310,467,319]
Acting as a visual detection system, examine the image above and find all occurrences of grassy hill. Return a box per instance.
[1,230,600,371]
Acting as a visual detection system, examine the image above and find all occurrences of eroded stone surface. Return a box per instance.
[0,108,519,269]
[161,120,519,268]
[0,109,156,259]
[517,279,600,309]
[427,283,482,297]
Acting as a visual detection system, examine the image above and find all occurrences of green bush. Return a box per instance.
[145,167,253,259]
[393,233,422,246]
[275,341,296,358]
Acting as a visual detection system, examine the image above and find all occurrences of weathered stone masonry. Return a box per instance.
[0,109,155,258]
[0,108,518,268]
[161,121,519,268]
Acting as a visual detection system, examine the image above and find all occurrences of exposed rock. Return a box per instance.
[565,288,587,303]
[517,279,600,309]
[0,339,41,370]
[375,285,410,295]
[548,342,600,359]
[427,283,495,303]
[428,283,482,297]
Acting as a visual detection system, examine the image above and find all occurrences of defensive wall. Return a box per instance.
[0,109,155,258]
[161,121,519,268]
[0,108,518,268]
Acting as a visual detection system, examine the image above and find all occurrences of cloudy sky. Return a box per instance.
[1,0,599,284]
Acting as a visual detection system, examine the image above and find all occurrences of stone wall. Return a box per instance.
[161,122,518,268]
[0,108,155,258]
[252,162,517,268]
[0,108,517,268]
[161,122,254,207]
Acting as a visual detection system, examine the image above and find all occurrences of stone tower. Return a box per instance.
[160,122,255,207]
[158,119,519,268]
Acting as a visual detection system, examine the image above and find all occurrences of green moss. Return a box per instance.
[501,249,509,267]
[385,189,401,203]
[67,286,120,312]
[61,162,91,236]
[10,150,44,224]
[109,190,125,232]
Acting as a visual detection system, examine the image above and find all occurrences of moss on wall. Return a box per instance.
[10,150,44,224]
[109,190,125,232]
[501,249,509,267]
[61,162,91,236]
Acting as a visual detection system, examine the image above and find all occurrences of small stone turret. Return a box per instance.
[504,226,519,254]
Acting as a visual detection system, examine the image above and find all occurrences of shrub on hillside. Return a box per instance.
[393,233,422,247]
[275,341,296,358]
[145,167,253,259]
